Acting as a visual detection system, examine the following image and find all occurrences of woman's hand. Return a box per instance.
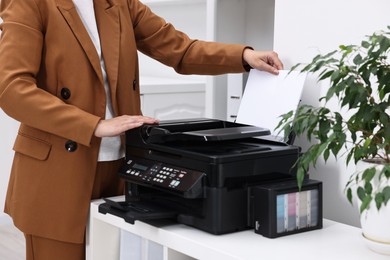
[243,49,284,75]
[94,115,159,138]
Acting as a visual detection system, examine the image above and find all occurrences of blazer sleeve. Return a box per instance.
[128,0,248,75]
[0,0,100,147]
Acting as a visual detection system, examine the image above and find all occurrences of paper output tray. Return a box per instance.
[98,198,177,224]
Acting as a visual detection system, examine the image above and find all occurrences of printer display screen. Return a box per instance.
[133,163,149,171]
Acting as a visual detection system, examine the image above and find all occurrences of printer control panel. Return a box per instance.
[119,158,205,197]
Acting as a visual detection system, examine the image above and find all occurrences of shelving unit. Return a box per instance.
[138,0,275,120]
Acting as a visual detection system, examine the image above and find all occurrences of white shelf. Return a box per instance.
[86,197,390,260]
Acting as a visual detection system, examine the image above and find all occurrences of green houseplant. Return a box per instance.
[277,26,390,252]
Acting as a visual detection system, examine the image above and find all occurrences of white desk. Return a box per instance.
[86,197,388,260]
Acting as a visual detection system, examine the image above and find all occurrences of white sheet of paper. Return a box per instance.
[236,69,307,141]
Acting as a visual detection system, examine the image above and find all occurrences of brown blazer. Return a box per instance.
[0,0,247,243]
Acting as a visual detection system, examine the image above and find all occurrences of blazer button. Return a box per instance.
[61,88,71,100]
[65,140,77,152]
[133,80,137,90]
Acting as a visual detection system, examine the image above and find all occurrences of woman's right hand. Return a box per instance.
[94,115,159,138]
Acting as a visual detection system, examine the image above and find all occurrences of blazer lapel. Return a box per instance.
[55,0,104,85]
[94,0,121,112]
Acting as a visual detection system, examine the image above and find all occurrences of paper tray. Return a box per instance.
[98,198,177,224]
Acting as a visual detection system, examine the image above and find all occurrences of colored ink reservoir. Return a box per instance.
[253,179,322,238]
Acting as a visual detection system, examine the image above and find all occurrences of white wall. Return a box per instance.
[274,0,390,227]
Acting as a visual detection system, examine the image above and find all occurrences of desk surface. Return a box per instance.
[88,197,389,260]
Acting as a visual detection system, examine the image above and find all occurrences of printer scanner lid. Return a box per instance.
[142,118,271,144]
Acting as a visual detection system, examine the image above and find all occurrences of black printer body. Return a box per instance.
[99,118,301,235]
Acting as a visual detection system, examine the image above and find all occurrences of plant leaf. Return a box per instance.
[360,195,372,213]
[375,193,384,210]
[353,53,363,65]
[362,167,376,183]
[296,167,305,191]
[383,186,390,206]
[346,187,353,205]
[364,181,373,195]
[319,70,334,81]
[357,186,366,201]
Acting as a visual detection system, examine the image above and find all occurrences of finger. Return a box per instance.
[140,117,160,124]
[269,56,284,70]
[258,62,280,75]
[265,52,283,70]
[132,115,160,124]
[119,116,158,127]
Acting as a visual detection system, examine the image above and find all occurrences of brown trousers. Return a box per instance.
[24,159,125,260]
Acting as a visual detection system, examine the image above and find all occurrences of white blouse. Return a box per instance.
[73,0,124,161]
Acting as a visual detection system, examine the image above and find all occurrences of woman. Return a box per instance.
[0,0,283,259]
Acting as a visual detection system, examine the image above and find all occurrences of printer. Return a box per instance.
[99,118,303,235]
[99,71,322,237]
